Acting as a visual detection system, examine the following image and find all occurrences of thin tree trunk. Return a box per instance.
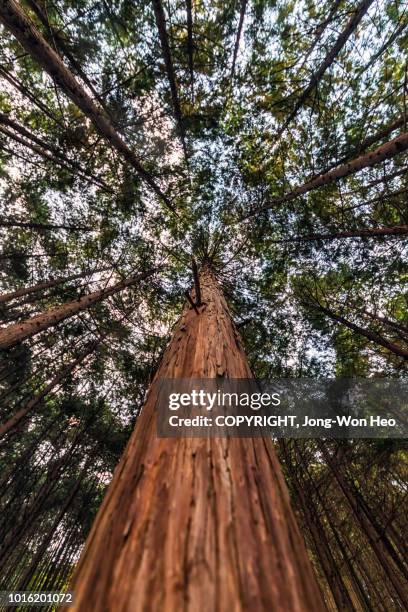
[275,0,375,141]
[0,122,107,190]
[244,129,408,218]
[314,303,408,359]
[360,309,408,336]
[269,225,408,243]
[318,442,408,606]
[297,0,343,73]
[69,264,325,611]
[280,441,355,611]
[25,0,110,114]
[0,113,112,191]
[320,116,406,176]
[341,116,405,163]
[0,431,81,569]
[0,267,157,349]
[0,65,63,127]
[0,219,93,232]
[185,0,194,96]
[341,163,408,195]
[0,340,99,438]
[152,0,188,159]
[16,475,82,590]
[0,0,173,210]
[0,266,110,304]
[231,0,247,78]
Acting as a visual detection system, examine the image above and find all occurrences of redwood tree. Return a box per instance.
[70,265,325,610]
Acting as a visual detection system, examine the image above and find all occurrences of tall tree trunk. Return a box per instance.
[0,268,157,349]
[274,0,375,142]
[0,0,172,210]
[0,267,110,304]
[0,219,92,232]
[314,303,408,359]
[244,129,408,218]
[185,0,194,95]
[268,225,408,243]
[152,0,188,159]
[69,264,325,611]
[0,114,112,191]
[231,0,247,78]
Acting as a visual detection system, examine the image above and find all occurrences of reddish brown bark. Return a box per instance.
[244,130,408,218]
[0,268,157,349]
[69,265,325,611]
[0,0,173,210]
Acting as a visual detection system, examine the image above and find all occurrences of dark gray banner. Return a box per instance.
[155,379,407,438]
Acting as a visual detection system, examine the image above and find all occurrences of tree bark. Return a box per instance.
[0,0,173,210]
[244,129,408,218]
[0,267,110,304]
[269,224,408,243]
[69,264,325,611]
[0,268,157,349]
